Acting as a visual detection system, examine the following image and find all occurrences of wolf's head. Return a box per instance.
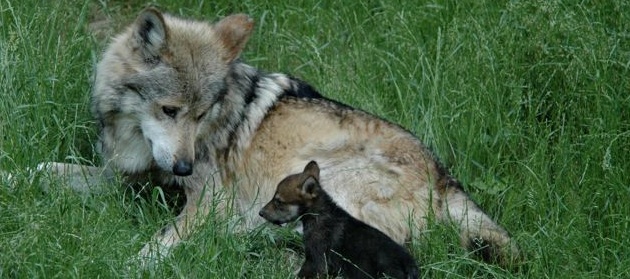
[92,8,254,176]
[259,161,322,225]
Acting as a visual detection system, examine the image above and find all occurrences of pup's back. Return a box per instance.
[260,161,419,279]
[337,216,419,279]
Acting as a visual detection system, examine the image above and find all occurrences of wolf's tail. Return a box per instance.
[437,176,521,267]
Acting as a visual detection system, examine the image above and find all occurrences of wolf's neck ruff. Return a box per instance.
[210,62,291,153]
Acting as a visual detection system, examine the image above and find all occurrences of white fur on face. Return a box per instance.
[262,202,301,224]
[284,204,300,222]
[108,117,153,173]
[140,117,177,172]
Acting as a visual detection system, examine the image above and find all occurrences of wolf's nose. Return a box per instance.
[173,160,193,176]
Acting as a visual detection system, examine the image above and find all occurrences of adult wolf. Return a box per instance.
[43,8,519,266]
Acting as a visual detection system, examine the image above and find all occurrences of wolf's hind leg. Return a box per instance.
[439,181,520,266]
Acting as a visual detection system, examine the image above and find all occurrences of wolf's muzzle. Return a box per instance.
[173,160,193,176]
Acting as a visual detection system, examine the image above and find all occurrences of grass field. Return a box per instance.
[1,0,629,278]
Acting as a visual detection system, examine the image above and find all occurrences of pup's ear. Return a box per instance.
[300,177,319,199]
[132,8,168,64]
[214,14,254,62]
[303,161,320,181]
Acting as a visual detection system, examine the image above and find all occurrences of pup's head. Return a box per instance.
[259,161,322,225]
[93,8,254,176]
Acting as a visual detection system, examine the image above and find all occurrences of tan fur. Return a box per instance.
[231,98,438,242]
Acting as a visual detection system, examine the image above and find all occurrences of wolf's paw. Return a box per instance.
[0,169,16,187]
[117,244,166,277]
[136,241,172,269]
[1,164,45,189]
[465,234,523,269]
[36,162,81,174]
[36,162,54,172]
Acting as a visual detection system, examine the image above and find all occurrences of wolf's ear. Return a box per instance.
[303,161,320,181]
[133,8,168,63]
[300,176,320,198]
[214,14,254,62]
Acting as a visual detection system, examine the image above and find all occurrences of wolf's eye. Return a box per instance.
[162,106,179,118]
[124,83,142,94]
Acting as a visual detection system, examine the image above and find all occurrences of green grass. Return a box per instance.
[1,0,629,278]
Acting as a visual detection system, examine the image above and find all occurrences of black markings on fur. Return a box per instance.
[226,112,246,149]
[109,104,121,115]
[138,18,155,46]
[468,237,496,264]
[435,175,464,211]
[243,75,259,106]
[434,158,462,196]
[121,83,146,100]
[97,116,105,131]
[228,62,259,105]
[447,177,464,191]
[279,79,357,114]
[282,78,324,99]
[143,55,161,65]
[159,225,169,237]
[136,11,164,65]
[195,142,211,162]
[435,160,449,180]
[219,64,261,152]
[334,109,345,119]
[214,86,228,106]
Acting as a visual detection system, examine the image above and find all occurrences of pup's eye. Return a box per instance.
[162,106,179,118]
[273,199,283,207]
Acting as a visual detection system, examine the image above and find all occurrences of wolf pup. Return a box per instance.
[40,7,519,266]
[260,161,419,279]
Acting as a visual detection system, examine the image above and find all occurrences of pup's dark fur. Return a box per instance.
[260,161,419,279]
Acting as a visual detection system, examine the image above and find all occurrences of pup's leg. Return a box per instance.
[297,256,327,279]
[439,179,520,266]
[298,238,331,278]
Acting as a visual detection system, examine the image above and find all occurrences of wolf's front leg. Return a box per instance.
[137,184,216,265]
[36,162,112,194]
